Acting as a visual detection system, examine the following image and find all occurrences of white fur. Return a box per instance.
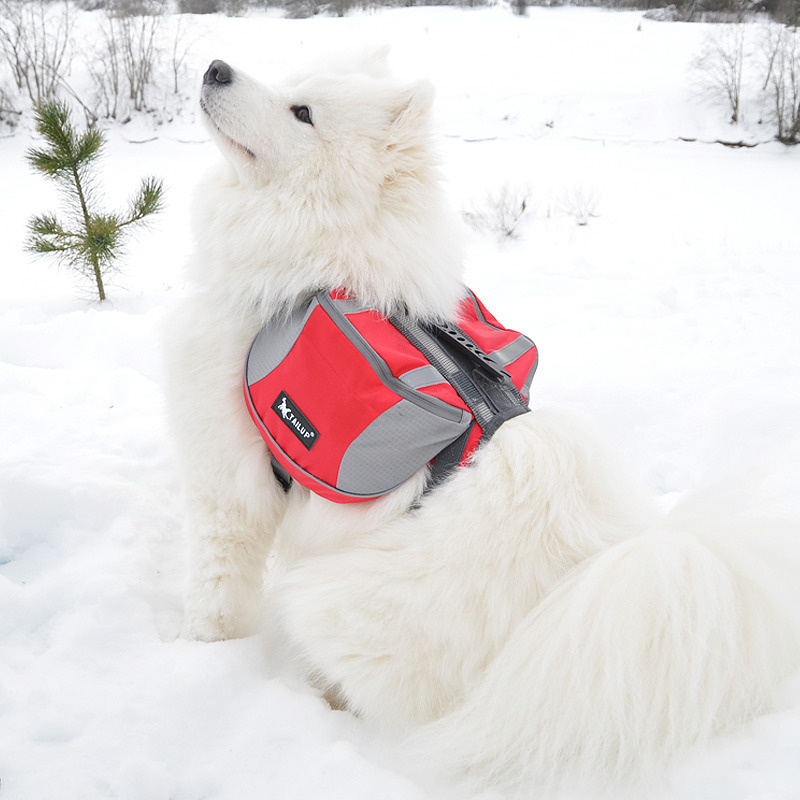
[163,54,800,796]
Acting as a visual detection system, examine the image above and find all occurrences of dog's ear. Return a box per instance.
[381,81,436,193]
[385,80,434,156]
[389,80,434,129]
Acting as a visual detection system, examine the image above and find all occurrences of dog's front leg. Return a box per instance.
[164,297,288,641]
[182,471,287,641]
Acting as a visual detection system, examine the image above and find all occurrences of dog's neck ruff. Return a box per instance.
[244,287,538,503]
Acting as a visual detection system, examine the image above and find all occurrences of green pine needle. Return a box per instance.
[29,101,77,166]
[28,235,73,256]
[26,146,70,176]
[125,176,164,225]
[75,129,105,165]
[83,214,122,263]
[28,212,68,238]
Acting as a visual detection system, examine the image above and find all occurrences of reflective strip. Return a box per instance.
[521,355,538,400]
[492,335,535,367]
[399,364,447,390]
[463,290,492,326]
[329,296,374,315]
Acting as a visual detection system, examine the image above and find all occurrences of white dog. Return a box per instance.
[163,53,800,796]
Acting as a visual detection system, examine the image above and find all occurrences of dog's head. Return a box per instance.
[194,53,463,320]
[199,54,435,214]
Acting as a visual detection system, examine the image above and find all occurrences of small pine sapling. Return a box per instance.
[26,100,163,301]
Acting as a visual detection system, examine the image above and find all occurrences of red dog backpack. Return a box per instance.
[244,288,537,503]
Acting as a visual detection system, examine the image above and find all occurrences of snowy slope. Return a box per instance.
[1,7,799,799]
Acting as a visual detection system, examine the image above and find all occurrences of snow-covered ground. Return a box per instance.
[1,6,799,799]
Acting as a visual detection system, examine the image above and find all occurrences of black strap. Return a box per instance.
[427,422,475,491]
[391,312,530,492]
[271,454,293,493]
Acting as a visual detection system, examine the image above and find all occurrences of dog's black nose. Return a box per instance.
[203,60,233,86]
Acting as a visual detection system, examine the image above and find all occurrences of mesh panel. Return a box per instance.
[337,399,469,495]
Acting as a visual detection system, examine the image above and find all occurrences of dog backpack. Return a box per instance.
[244,288,537,503]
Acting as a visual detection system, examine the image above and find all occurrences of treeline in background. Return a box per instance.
[1,0,799,143]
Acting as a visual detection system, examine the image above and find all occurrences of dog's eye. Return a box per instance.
[291,105,313,126]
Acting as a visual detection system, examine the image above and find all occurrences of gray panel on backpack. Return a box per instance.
[246,300,318,386]
[336,399,470,495]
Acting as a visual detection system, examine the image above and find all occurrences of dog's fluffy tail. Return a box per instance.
[409,482,800,796]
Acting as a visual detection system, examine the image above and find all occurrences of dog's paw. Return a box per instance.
[182,575,259,642]
[182,609,239,642]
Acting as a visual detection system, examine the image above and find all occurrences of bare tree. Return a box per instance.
[693,23,748,124]
[177,0,249,12]
[0,0,72,105]
[114,1,162,114]
[760,23,800,142]
[87,15,123,119]
[0,83,21,128]
[170,15,192,96]
[86,1,164,120]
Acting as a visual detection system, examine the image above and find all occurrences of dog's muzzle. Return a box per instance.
[204,60,233,87]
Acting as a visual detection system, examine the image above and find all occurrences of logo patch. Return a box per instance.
[271,391,319,450]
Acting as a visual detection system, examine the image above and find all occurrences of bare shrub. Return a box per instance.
[693,23,748,124]
[760,23,800,142]
[178,0,222,11]
[114,3,162,113]
[0,0,72,105]
[109,0,162,13]
[86,2,165,120]
[329,0,360,15]
[177,0,250,13]
[87,17,124,119]
[560,186,600,226]
[284,0,322,18]
[169,16,193,96]
[464,185,530,239]
[0,83,21,128]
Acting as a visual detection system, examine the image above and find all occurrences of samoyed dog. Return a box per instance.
[164,53,800,796]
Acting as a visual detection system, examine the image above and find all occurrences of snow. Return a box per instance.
[1,5,799,799]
